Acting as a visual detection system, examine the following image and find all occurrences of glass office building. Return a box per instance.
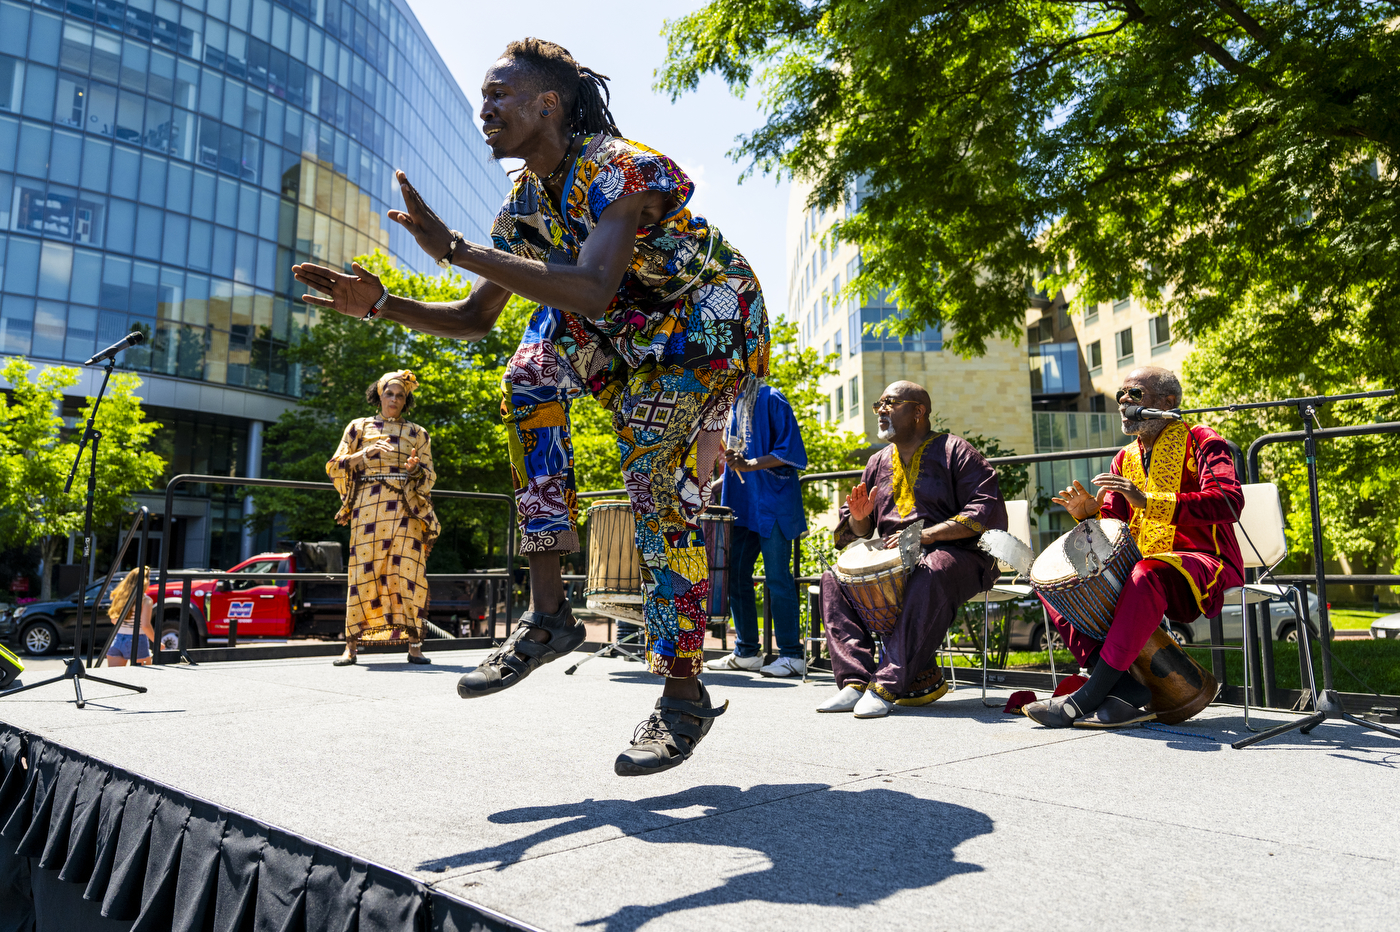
[0,0,509,569]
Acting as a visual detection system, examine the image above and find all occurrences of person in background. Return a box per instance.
[817,381,1007,718]
[707,379,809,677]
[326,370,441,667]
[105,568,155,667]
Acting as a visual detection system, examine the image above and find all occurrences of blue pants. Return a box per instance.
[728,525,803,659]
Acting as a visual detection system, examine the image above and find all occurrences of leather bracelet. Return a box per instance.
[363,286,390,320]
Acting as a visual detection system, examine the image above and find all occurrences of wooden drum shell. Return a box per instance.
[834,566,909,635]
[1129,628,1219,725]
[584,501,643,605]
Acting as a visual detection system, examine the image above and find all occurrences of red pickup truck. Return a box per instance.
[156,542,487,649]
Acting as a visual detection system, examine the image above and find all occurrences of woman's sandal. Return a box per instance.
[614,683,728,776]
[456,604,587,698]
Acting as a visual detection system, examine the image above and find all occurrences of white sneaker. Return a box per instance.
[817,684,865,713]
[705,652,763,672]
[853,689,895,719]
[759,656,806,678]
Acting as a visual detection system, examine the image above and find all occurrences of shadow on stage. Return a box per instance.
[419,782,992,931]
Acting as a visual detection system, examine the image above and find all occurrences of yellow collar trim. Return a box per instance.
[1120,421,1190,556]
[891,435,935,519]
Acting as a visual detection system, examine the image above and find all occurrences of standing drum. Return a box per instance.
[584,501,643,607]
[832,541,910,635]
[697,506,734,622]
[1029,518,1142,640]
[1130,628,1219,725]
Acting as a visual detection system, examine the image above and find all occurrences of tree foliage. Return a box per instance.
[252,251,623,569]
[0,358,164,598]
[658,1,1400,374]
[1182,308,1400,586]
[764,316,866,516]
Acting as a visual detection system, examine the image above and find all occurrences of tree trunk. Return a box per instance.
[38,536,64,601]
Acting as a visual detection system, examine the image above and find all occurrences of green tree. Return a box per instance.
[0,358,164,599]
[1182,310,1400,596]
[658,1,1400,378]
[765,316,866,517]
[251,251,528,568]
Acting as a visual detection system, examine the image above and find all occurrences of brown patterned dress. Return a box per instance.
[326,416,441,643]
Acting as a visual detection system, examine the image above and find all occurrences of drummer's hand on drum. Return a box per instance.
[1091,472,1146,510]
[1051,479,1106,521]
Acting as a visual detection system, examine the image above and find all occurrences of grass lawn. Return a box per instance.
[949,650,1077,670]
[1328,608,1387,631]
[1183,638,1400,696]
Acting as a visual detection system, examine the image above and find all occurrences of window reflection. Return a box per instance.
[0,0,503,401]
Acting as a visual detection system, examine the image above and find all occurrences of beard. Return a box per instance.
[877,425,896,441]
[1122,418,1169,440]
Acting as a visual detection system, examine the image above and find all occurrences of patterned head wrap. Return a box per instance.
[377,370,419,396]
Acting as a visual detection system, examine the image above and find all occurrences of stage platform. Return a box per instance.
[2,649,1397,931]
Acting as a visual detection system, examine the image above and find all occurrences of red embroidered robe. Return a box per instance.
[1099,422,1245,620]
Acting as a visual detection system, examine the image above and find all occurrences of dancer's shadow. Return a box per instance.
[421,782,992,931]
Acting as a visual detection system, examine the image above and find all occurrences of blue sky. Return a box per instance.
[402,0,793,319]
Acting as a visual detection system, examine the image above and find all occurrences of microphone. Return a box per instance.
[1122,405,1182,422]
[85,331,146,366]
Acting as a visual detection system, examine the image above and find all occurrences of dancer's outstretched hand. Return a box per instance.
[294,261,384,318]
[388,170,455,262]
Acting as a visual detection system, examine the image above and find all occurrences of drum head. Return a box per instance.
[835,540,905,576]
[1030,518,1129,585]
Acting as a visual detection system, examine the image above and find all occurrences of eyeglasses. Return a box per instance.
[872,398,918,413]
[1115,387,1146,403]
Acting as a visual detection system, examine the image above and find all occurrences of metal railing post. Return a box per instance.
[179,578,192,653]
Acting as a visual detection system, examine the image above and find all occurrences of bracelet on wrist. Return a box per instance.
[363,286,390,320]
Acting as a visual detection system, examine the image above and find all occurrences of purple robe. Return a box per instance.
[821,433,1007,700]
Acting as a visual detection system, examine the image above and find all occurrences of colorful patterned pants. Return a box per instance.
[502,306,743,677]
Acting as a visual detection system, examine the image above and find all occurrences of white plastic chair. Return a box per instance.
[946,500,1049,706]
[1219,482,1290,731]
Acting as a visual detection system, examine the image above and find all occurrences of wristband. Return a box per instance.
[363,286,390,320]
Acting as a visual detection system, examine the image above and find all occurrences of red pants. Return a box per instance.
[1041,559,1203,671]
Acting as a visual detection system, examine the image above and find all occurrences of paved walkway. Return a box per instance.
[2,649,1396,931]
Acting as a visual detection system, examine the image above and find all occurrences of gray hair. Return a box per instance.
[1132,366,1182,407]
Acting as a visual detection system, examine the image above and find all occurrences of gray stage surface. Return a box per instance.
[2,650,1397,932]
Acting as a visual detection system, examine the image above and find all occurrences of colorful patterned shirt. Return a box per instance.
[491,134,768,374]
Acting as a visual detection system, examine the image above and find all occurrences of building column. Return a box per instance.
[240,420,264,561]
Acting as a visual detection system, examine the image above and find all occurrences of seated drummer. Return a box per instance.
[1024,366,1244,729]
[818,380,1007,718]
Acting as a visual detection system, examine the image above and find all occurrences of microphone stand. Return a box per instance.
[0,357,147,708]
[1177,388,1399,748]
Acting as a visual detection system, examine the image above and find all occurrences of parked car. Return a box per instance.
[0,573,168,656]
[1179,589,1324,645]
[1372,612,1400,640]
[184,542,482,646]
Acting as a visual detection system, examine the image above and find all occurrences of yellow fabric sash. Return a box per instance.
[1119,421,1191,556]
[891,435,935,519]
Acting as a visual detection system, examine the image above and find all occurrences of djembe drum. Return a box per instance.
[831,540,914,635]
[1030,518,1217,724]
[696,506,734,626]
[584,500,643,623]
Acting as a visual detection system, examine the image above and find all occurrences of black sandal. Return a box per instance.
[615,684,728,776]
[456,604,586,698]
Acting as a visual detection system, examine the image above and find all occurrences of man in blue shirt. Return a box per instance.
[707,380,809,677]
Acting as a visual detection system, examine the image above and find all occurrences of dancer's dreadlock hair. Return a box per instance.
[501,38,621,137]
